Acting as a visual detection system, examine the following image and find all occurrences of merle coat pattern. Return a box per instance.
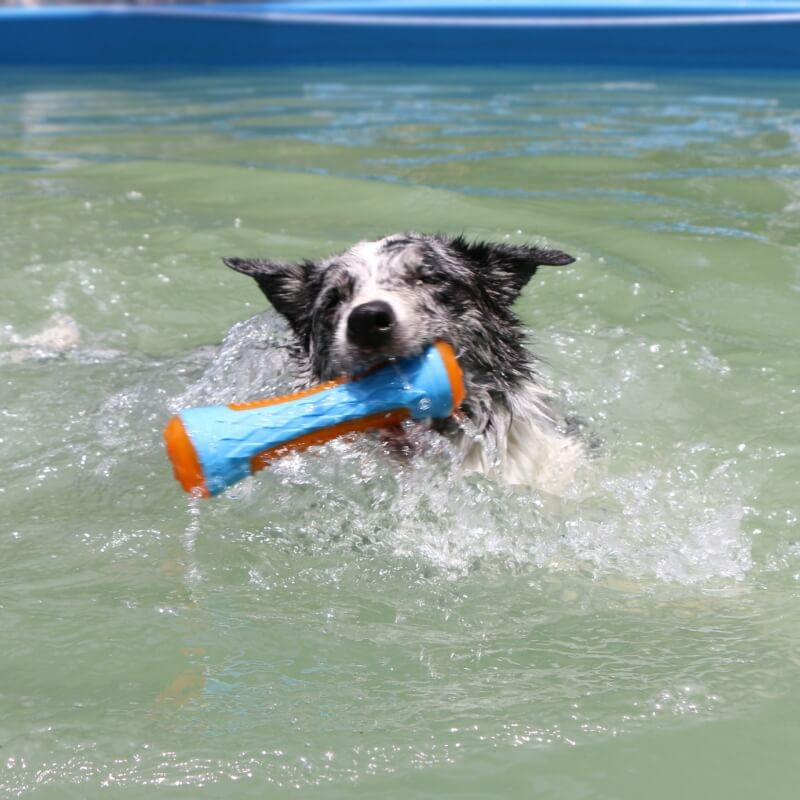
[224,233,582,489]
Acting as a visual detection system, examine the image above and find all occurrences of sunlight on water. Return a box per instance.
[1,67,799,797]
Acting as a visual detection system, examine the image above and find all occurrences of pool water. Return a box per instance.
[1,67,799,798]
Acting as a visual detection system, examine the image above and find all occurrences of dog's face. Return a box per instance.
[224,233,573,383]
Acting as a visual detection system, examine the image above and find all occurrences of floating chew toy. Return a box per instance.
[164,340,465,497]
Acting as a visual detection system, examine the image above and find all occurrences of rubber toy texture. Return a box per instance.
[164,340,465,497]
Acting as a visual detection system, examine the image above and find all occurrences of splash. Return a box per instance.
[173,313,754,588]
[0,312,80,363]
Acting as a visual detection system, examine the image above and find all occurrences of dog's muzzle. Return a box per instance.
[347,300,395,349]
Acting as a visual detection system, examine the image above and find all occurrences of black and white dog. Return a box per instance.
[224,233,582,490]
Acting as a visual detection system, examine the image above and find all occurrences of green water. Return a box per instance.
[1,68,799,798]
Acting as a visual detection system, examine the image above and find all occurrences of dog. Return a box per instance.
[224,233,583,491]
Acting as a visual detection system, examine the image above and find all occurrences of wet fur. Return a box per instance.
[224,233,583,490]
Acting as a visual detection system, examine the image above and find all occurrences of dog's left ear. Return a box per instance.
[451,237,575,304]
[223,257,315,334]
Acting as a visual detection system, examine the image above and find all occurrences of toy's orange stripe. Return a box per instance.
[163,415,210,497]
[228,377,346,411]
[434,340,466,410]
[249,407,410,473]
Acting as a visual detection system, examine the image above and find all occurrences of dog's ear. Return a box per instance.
[450,237,574,304]
[224,257,315,333]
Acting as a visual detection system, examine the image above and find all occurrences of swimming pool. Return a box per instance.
[1,66,799,797]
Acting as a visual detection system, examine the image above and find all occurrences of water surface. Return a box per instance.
[1,67,799,798]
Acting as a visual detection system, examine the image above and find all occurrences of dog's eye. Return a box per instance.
[316,287,341,311]
[414,271,438,286]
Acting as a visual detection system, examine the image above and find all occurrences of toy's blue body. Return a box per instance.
[167,342,463,496]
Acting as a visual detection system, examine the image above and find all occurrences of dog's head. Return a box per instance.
[224,233,574,383]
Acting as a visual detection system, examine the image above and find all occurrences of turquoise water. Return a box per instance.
[1,67,799,798]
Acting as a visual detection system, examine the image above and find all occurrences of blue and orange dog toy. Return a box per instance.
[164,341,465,497]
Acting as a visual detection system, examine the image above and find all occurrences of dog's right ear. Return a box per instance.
[447,236,574,305]
[224,257,315,333]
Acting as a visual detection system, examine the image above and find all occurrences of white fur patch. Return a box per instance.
[332,238,417,364]
[460,382,584,493]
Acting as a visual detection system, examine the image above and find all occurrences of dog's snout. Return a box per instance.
[347,300,395,348]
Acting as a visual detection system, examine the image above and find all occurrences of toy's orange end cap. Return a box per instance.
[163,415,209,498]
[434,340,466,411]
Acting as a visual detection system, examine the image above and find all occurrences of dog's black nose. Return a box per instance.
[347,300,396,348]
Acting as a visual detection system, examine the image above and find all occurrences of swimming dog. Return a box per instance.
[224,233,582,490]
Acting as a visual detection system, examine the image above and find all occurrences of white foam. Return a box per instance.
[1,312,81,363]
[172,313,755,589]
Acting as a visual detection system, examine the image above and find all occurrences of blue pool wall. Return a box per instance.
[1,3,800,68]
